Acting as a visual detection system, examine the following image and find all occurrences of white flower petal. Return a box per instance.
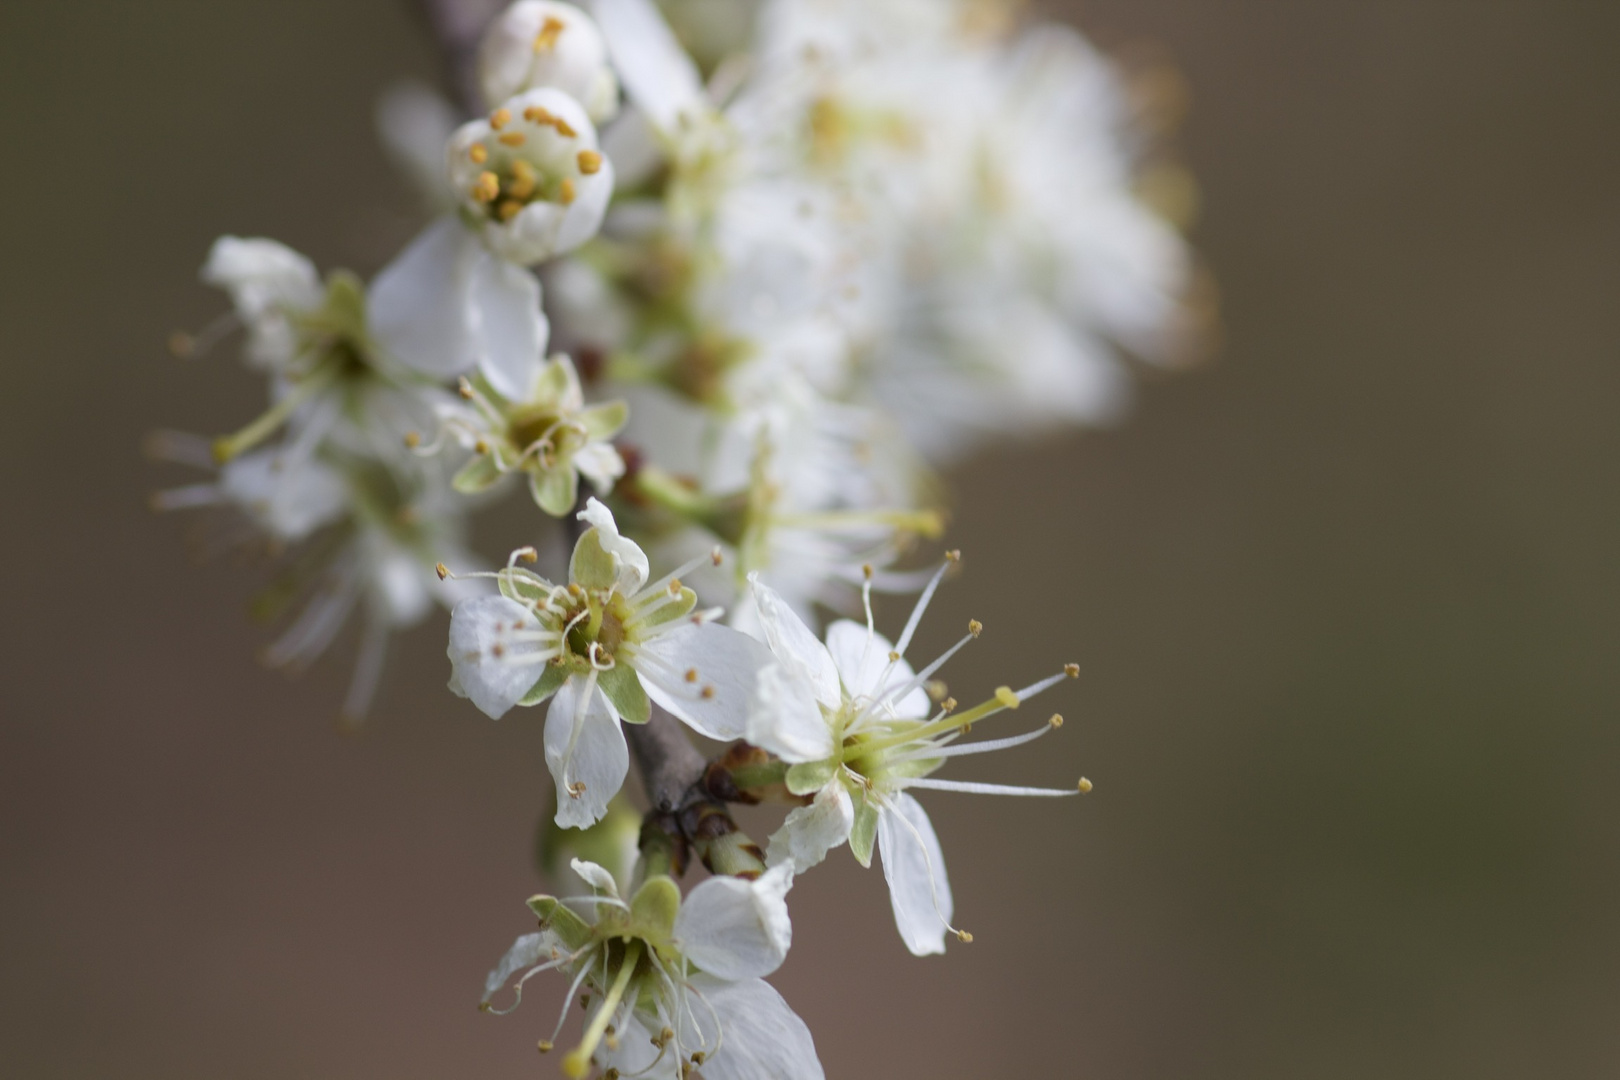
[543,678,629,829]
[749,575,840,709]
[673,864,793,981]
[368,217,480,380]
[876,793,953,957]
[482,931,547,1002]
[447,595,552,719]
[468,251,548,400]
[568,858,620,896]
[766,783,853,873]
[592,0,705,134]
[375,81,459,211]
[746,661,835,764]
[824,619,930,718]
[638,622,772,740]
[681,976,824,1080]
[202,236,322,320]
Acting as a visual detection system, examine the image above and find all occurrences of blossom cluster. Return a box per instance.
[150,0,1194,1074]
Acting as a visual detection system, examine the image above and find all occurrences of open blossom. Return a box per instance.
[446,498,771,827]
[415,354,627,515]
[482,859,819,1080]
[744,563,1088,955]
[477,0,620,121]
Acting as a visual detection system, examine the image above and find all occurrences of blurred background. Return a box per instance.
[4,1,1619,1076]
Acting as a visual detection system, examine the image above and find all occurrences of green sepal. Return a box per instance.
[520,663,570,706]
[598,665,650,724]
[453,453,504,494]
[526,895,593,952]
[569,528,619,591]
[628,875,681,944]
[786,758,838,797]
[637,585,697,630]
[530,463,579,517]
[849,790,879,869]
[581,400,629,441]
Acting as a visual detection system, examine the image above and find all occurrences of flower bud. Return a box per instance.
[447,88,615,265]
[477,1,619,122]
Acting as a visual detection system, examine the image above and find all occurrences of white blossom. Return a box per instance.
[746,564,1087,954]
[482,859,818,1080]
[445,498,772,827]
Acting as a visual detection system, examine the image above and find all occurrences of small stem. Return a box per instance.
[212,361,340,463]
[562,939,642,1078]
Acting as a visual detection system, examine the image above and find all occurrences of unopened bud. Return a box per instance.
[476,0,620,122]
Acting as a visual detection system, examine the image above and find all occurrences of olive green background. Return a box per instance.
[3,2,1618,1077]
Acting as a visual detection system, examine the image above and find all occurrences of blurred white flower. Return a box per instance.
[477,0,620,121]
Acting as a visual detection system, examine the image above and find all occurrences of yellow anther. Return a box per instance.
[435,562,450,580]
[577,149,603,174]
[490,107,512,130]
[517,547,539,563]
[491,642,506,658]
[956,930,973,943]
[1064,663,1080,677]
[538,1040,554,1053]
[469,143,488,164]
[668,578,683,595]
[498,131,526,147]
[553,116,577,138]
[1078,777,1094,793]
[523,105,552,124]
[403,431,421,448]
[657,1027,674,1047]
[968,619,983,637]
[994,685,1020,709]
[496,198,524,222]
[534,15,566,51]
[685,668,699,683]
[508,159,537,199]
[888,651,901,662]
[558,177,577,205]
[941,697,957,713]
[701,685,716,700]
[567,781,587,798]
[946,549,961,562]
[473,171,500,203]
[474,439,491,454]
[458,378,475,399]
[863,563,874,580]
[710,548,724,566]
[1049,713,1064,728]
[690,1052,706,1065]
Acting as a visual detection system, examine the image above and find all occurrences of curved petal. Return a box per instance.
[750,575,840,709]
[482,931,548,1003]
[746,661,835,764]
[368,217,479,379]
[543,679,629,829]
[592,0,704,135]
[468,251,548,401]
[824,619,930,719]
[638,622,772,740]
[876,793,953,957]
[766,783,853,873]
[447,595,554,719]
[681,976,824,1080]
[568,858,620,897]
[674,864,793,981]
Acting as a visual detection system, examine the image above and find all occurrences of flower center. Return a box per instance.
[464,104,602,224]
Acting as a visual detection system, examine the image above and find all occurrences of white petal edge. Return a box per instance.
[681,975,825,1080]
[876,792,953,957]
[746,660,836,764]
[468,250,548,401]
[674,864,793,981]
[638,622,772,740]
[447,595,552,719]
[766,783,854,874]
[543,678,629,829]
[368,217,480,380]
[749,575,841,709]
